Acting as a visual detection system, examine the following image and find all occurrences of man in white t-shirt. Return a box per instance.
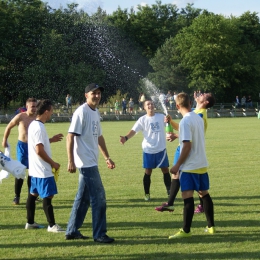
[120,100,171,201]
[168,93,215,239]
[25,99,64,232]
[65,83,115,243]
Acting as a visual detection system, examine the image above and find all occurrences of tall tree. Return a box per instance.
[173,12,260,101]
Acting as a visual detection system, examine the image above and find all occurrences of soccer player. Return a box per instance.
[167,92,215,238]
[155,92,215,212]
[2,98,37,205]
[120,99,171,201]
[65,83,115,243]
[25,99,64,232]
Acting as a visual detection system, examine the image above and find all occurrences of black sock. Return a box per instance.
[26,194,37,224]
[199,196,203,207]
[27,175,32,195]
[183,197,194,233]
[43,198,55,227]
[167,179,180,206]
[202,194,214,227]
[15,178,24,198]
[143,174,151,194]
[163,173,171,194]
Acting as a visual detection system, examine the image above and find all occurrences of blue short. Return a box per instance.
[30,177,57,198]
[143,149,169,169]
[179,171,209,192]
[173,145,180,165]
[16,140,29,169]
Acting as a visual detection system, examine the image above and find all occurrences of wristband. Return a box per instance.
[125,136,128,141]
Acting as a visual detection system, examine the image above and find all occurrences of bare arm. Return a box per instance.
[98,135,115,169]
[2,115,20,147]
[49,133,64,143]
[170,141,191,174]
[170,120,179,131]
[119,130,136,145]
[67,133,76,173]
[35,143,60,171]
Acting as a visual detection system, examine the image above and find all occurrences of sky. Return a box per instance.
[44,0,260,17]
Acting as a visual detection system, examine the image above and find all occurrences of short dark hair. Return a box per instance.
[36,99,53,115]
[205,93,216,108]
[26,97,37,104]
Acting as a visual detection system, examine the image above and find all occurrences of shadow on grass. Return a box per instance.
[1,235,260,260]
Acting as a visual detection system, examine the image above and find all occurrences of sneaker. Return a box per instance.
[144,194,150,201]
[194,204,204,213]
[25,222,44,229]
[94,235,115,243]
[65,234,89,240]
[205,226,216,234]
[13,197,20,205]
[155,202,174,212]
[169,229,192,239]
[47,224,65,233]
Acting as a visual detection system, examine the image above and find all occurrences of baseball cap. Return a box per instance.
[85,83,104,93]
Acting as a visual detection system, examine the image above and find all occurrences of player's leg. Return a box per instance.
[199,173,215,233]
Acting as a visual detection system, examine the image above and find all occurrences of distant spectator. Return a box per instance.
[168,93,175,110]
[173,91,178,101]
[15,107,27,115]
[235,96,240,108]
[246,95,253,108]
[139,93,145,110]
[166,91,172,109]
[122,98,127,114]
[66,94,72,113]
[241,96,246,107]
[114,100,119,115]
[128,98,134,115]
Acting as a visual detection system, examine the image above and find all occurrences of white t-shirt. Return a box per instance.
[132,113,166,154]
[68,103,102,168]
[179,112,208,171]
[28,120,53,178]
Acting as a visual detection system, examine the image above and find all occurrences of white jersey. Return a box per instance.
[28,120,53,178]
[132,113,166,154]
[68,103,102,168]
[179,112,208,171]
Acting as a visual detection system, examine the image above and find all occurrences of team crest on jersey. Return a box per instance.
[92,121,98,137]
[150,122,160,132]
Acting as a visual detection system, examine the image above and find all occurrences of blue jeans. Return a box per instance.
[66,166,107,239]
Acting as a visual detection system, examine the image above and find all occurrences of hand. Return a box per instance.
[164,115,172,123]
[68,161,76,173]
[166,133,179,142]
[2,140,8,148]
[52,162,60,171]
[119,136,127,145]
[50,134,64,143]
[170,165,179,175]
[106,158,115,169]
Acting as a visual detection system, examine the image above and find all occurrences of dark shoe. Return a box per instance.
[94,235,115,243]
[13,197,20,205]
[65,234,89,240]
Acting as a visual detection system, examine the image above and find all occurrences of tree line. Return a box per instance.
[1,0,260,109]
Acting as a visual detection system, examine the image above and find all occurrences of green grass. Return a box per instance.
[0,117,260,260]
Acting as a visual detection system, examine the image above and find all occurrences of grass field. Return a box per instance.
[0,117,259,260]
